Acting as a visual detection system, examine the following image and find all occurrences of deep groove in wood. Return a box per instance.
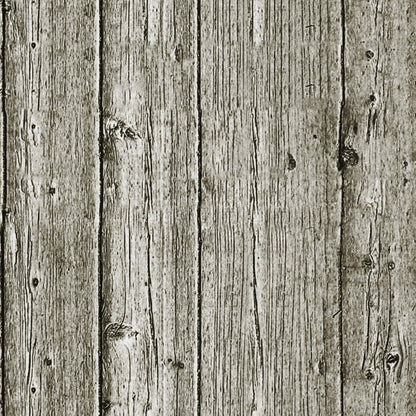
[98,0,104,412]
[1,0,6,414]
[195,0,202,412]
[338,0,346,413]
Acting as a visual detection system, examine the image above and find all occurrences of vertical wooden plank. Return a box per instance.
[342,1,416,414]
[101,0,198,414]
[0,5,3,414]
[3,0,99,414]
[200,0,343,414]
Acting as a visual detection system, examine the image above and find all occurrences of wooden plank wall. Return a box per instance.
[0,0,415,415]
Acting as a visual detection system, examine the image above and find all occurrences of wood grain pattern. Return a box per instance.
[200,0,343,414]
[101,0,198,414]
[1,1,416,415]
[342,1,416,414]
[3,0,100,413]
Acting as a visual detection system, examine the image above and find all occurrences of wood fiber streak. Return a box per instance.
[101,0,197,414]
[200,0,343,415]
[0,7,3,414]
[342,1,416,414]
[3,0,100,414]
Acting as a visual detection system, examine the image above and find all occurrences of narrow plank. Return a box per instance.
[200,0,343,414]
[0,6,3,414]
[3,0,100,414]
[342,1,416,414]
[101,0,198,414]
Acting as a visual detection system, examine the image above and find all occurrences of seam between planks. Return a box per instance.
[1,0,7,414]
[195,0,202,414]
[98,0,104,413]
[338,0,346,414]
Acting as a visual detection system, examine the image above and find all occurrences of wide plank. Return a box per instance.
[3,0,100,413]
[200,0,343,414]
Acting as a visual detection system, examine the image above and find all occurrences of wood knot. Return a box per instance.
[167,358,185,369]
[365,369,374,380]
[44,357,52,366]
[386,353,400,365]
[366,50,374,59]
[385,350,403,382]
[362,255,373,269]
[340,146,359,168]
[105,118,141,141]
[287,153,296,170]
[388,261,395,271]
[105,323,138,341]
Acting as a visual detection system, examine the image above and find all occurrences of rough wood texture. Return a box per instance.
[3,1,100,413]
[2,0,416,415]
[101,0,198,414]
[200,0,343,414]
[342,1,416,414]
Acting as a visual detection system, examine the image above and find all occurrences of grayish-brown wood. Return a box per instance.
[342,1,416,414]
[3,0,100,413]
[2,0,416,414]
[200,0,343,414]
[101,0,198,414]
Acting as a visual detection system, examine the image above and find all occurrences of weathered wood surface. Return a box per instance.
[342,1,416,415]
[1,0,416,415]
[101,0,197,414]
[200,0,343,415]
[3,0,100,414]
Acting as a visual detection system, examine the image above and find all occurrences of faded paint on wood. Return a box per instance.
[101,0,198,414]
[200,0,343,414]
[3,0,100,414]
[342,1,416,414]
